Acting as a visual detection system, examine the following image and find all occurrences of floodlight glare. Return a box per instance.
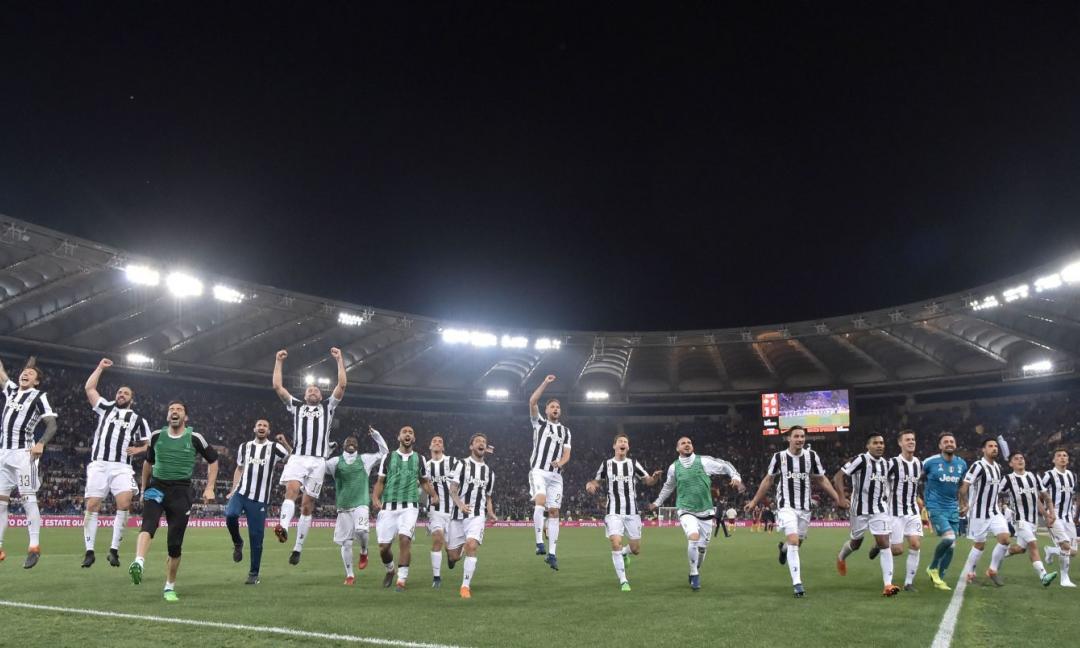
[585,390,610,401]
[1002,284,1029,303]
[304,373,315,385]
[338,312,365,326]
[535,337,562,351]
[1022,360,1053,375]
[317,377,331,386]
[971,296,999,311]
[1062,261,1080,284]
[485,388,509,399]
[166,272,203,298]
[1034,274,1063,292]
[125,264,160,286]
[470,331,498,347]
[500,335,528,349]
[126,352,154,366]
[213,284,245,303]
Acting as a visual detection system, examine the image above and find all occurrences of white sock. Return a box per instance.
[688,541,699,576]
[1046,546,1061,557]
[398,565,409,582]
[697,542,708,569]
[787,544,802,585]
[621,546,631,556]
[905,550,921,586]
[612,550,627,583]
[358,530,369,554]
[135,556,145,567]
[463,556,477,587]
[880,547,894,586]
[293,515,312,551]
[279,499,296,528]
[84,511,99,551]
[1033,560,1047,578]
[962,547,984,577]
[384,560,395,573]
[23,498,41,546]
[1062,554,1071,579]
[838,540,855,560]
[533,503,544,544]
[990,543,1009,571]
[0,500,8,546]
[164,581,175,591]
[431,551,442,578]
[111,510,129,551]
[547,517,560,555]
[341,542,354,578]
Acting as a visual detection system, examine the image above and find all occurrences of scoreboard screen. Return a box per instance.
[761,389,850,435]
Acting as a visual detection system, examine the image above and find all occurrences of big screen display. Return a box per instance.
[761,389,850,435]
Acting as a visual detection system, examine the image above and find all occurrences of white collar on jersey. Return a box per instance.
[678,453,697,467]
[343,450,358,464]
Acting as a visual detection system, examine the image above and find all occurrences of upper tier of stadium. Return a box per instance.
[1,215,1078,406]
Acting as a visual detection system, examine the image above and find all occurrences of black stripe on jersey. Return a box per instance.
[967,460,1003,519]
[888,456,922,516]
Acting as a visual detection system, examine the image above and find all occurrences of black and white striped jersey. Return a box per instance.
[235,439,289,504]
[89,398,151,464]
[595,458,650,516]
[450,457,494,520]
[425,455,460,515]
[285,394,340,458]
[2,380,56,451]
[963,458,1004,519]
[1040,469,1077,521]
[841,452,890,516]
[529,415,571,473]
[766,449,826,512]
[887,455,922,516]
[1003,472,1043,525]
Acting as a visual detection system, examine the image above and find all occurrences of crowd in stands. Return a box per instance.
[9,360,1080,520]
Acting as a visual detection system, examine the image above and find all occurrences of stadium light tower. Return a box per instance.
[1035,274,1063,292]
[317,377,331,387]
[1022,360,1053,375]
[126,352,154,366]
[338,311,365,326]
[485,388,509,400]
[534,337,562,351]
[166,271,203,297]
[212,284,245,303]
[585,390,610,401]
[1062,261,1080,284]
[500,335,528,349]
[125,264,160,286]
[304,373,315,385]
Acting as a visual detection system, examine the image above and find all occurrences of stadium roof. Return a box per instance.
[1,215,1078,406]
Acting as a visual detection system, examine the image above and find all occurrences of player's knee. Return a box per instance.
[86,499,101,513]
[167,543,182,558]
[891,545,903,556]
[547,508,560,517]
[688,532,700,542]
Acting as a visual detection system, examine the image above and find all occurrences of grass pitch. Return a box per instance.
[0,526,1075,647]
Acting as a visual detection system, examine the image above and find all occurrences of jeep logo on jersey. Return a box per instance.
[299,407,323,420]
[248,456,268,466]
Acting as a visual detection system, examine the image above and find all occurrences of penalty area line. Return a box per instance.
[929,574,968,648]
[0,600,470,648]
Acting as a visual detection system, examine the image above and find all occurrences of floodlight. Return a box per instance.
[317,377,331,386]
[485,388,509,399]
[1062,261,1080,284]
[1002,284,1029,303]
[126,353,154,366]
[1022,360,1053,375]
[1034,274,1062,292]
[971,296,999,311]
[166,272,203,298]
[213,284,245,303]
[535,337,562,351]
[304,374,315,385]
[585,390,610,401]
[442,328,470,344]
[338,312,365,326]
[500,335,528,349]
[125,264,160,286]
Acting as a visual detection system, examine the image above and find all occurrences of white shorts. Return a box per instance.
[376,507,420,544]
[604,514,643,540]
[528,469,563,509]
[1015,520,1038,546]
[1049,518,1078,546]
[278,455,325,497]
[448,516,486,549]
[428,511,452,535]
[967,514,1009,542]
[777,508,811,539]
[889,513,924,544]
[678,513,713,544]
[850,512,892,540]
[84,460,139,499]
[334,505,370,545]
[0,449,40,495]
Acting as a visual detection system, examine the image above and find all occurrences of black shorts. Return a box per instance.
[141,479,193,538]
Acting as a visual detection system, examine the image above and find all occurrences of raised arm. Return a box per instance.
[275,433,294,456]
[0,358,7,385]
[368,426,389,456]
[272,350,293,404]
[649,464,677,510]
[832,469,847,498]
[330,347,346,400]
[85,358,112,406]
[529,374,556,419]
[703,456,744,492]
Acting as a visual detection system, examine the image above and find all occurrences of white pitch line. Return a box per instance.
[929,575,968,648]
[0,600,469,648]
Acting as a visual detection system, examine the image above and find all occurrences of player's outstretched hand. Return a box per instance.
[459,503,472,516]
[543,374,556,384]
[275,434,288,445]
[586,481,598,495]
[430,495,440,509]
[30,442,44,460]
[203,487,215,504]
[276,349,288,361]
[99,358,113,369]
[330,347,342,359]
[837,496,850,510]
[371,498,382,513]
[645,502,657,512]
[743,501,755,513]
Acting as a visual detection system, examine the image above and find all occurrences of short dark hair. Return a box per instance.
[980,437,998,449]
[865,432,884,445]
[613,433,629,444]
[1008,451,1024,461]
[546,398,561,407]
[22,357,43,383]
[1053,447,1069,456]
[469,432,487,444]
[899,429,916,439]
[938,431,956,442]
[167,400,186,413]
[786,425,806,435]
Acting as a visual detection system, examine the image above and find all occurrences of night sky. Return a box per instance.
[3,3,1080,332]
